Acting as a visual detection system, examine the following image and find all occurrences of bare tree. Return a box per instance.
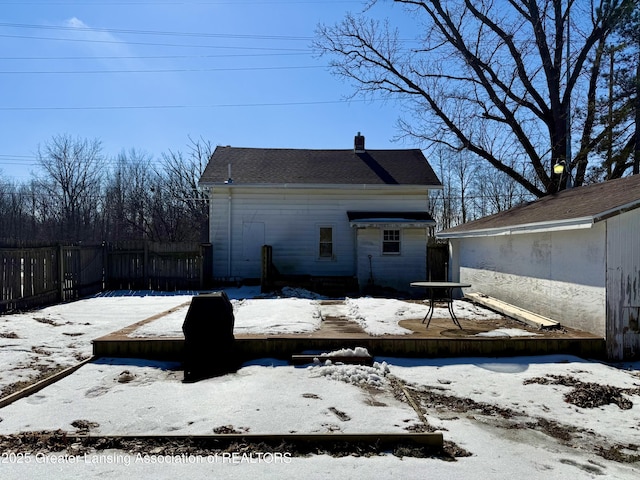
[34,134,104,242]
[426,144,533,228]
[155,136,211,242]
[451,152,477,224]
[315,0,632,195]
[590,2,640,179]
[426,146,462,229]
[7,135,212,244]
[104,138,210,242]
[0,177,28,242]
[104,148,155,241]
[103,153,128,241]
[473,165,533,216]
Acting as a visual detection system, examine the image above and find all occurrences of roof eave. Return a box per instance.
[436,216,596,239]
[592,198,640,223]
[351,220,436,228]
[199,182,442,191]
[437,196,640,239]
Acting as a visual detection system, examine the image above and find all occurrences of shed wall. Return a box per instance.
[452,225,607,336]
[606,208,640,359]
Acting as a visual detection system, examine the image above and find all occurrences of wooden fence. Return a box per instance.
[0,242,212,313]
[2,240,443,312]
[105,242,211,291]
[427,241,449,281]
[0,244,104,313]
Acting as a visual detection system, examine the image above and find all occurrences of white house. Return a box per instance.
[438,175,640,360]
[198,134,442,294]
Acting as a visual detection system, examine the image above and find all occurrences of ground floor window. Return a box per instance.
[382,229,401,254]
[319,227,333,258]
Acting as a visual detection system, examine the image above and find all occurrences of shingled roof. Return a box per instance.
[199,146,441,187]
[439,174,640,237]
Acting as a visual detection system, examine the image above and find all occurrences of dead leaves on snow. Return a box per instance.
[523,374,640,410]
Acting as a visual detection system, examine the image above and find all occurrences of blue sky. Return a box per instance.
[0,0,416,182]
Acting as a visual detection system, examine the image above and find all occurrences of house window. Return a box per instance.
[319,227,333,258]
[382,229,401,254]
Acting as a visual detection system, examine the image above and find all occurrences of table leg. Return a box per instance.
[422,288,435,327]
[422,287,463,330]
[446,288,462,329]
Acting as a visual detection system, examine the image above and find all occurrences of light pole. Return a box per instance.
[565,0,572,188]
[554,0,572,189]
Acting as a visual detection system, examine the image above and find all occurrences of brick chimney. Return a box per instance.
[354,132,365,153]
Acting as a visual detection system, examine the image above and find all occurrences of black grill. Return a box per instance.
[182,291,236,382]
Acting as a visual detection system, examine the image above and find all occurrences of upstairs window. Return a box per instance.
[319,227,333,258]
[382,229,401,254]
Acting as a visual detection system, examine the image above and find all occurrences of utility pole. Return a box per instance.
[634,40,640,175]
[608,47,615,179]
[565,0,572,188]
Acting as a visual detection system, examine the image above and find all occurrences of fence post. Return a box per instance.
[261,245,273,293]
[200,243,213,289]
[57,244,64,303]
[102,242,108,290]
[143,241,149,289]
[199,243,204,290]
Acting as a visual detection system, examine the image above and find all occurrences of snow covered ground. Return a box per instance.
[0,291,196,395]
[130,292,507,338]
[131,297,323,338]
[0,289,639,479]
[345,296,504,335]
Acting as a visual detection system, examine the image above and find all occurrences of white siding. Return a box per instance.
[452,224,607,336]
[606,208,640,359]
[208,186,429,283]
[355,227,428,292]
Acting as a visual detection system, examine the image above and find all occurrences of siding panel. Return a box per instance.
[356,227,427,292]
[209,187,429,287]
[454,225,606,336]
[606,209,640,359]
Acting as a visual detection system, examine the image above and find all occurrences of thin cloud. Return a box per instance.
[63,17,141,69]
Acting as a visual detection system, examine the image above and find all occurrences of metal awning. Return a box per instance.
[347,211,436,228]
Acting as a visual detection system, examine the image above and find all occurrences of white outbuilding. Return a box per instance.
[438,175,640,360]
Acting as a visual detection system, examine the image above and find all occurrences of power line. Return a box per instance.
[0,22,422,50]
[0,1,357,4]
[0,34,310,52]
[0,154,37,167]
[0,22,313,42]
[0,52,309,60]
[0,98,374,111]
[0,65,324,74]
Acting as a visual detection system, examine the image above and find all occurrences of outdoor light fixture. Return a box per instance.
[553,160,566,175]
[553,159,574,189]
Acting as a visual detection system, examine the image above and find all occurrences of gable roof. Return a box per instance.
[199,146,442,187]
[438,174,640,238]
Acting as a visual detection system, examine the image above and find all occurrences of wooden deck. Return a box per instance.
[92,299,606,362]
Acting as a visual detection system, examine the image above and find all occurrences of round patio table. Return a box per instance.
[410,282,471,329]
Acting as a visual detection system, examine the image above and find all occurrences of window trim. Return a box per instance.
[382,228,401,255]
[318,225,334,259]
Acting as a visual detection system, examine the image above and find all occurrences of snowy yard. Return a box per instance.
[129,290,506,338]
[0,289,639,479]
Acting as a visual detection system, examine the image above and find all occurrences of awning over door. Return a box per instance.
[347,211,436,228]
